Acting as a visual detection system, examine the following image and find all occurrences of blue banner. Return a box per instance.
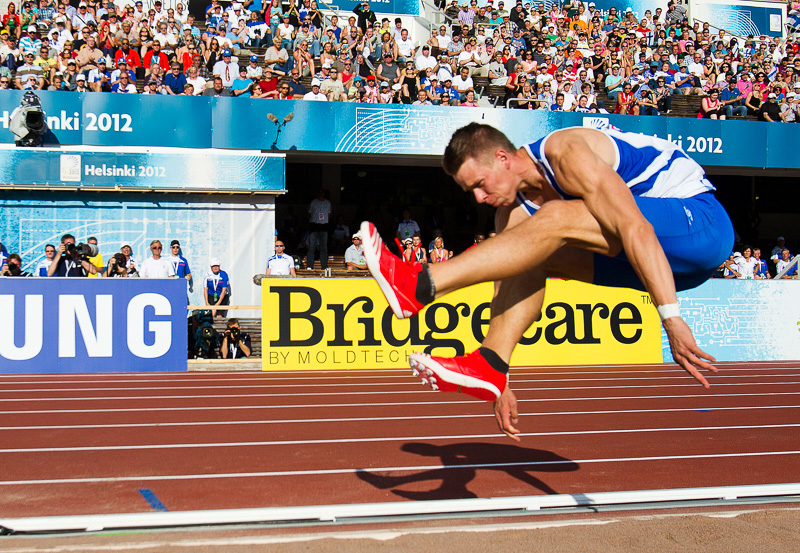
[0,146,285,192]
[0,278,188,373]
[2,92,800,169]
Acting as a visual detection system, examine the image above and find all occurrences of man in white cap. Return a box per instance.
[203,258,230,318]
[345,232,367,271]
[303,78,328,100]
[265,239,296,277]
[780,91,797,122]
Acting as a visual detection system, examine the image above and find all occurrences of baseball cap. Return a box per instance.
[76,74,86,81]
[170,240,180,247]
[403,237,412,244]
[27,25,36,32]
[322,61,332,68]
[250,54,258,61]
[380,81,389,87]
[352,232,362,239]
[210,258,221,267]
[222,49,231,56]
[311,78,321,86]
[768,92,777,98]
[777,236,785,241]
[98,57,106,64]
[787,92,796,98]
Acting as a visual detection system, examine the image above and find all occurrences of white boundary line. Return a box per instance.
[3,390,800,414]
[3,380,800,403]
[2,482,799,533]
[2,450,799,486]
[1,404,796,431]
[3,372,800,393]
[0,362,798,382]
[2,423,799,453]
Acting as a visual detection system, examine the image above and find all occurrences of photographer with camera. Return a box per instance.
[221,318,251,359]
[47,234,99,277]
[1,254,32,277]
[103,252,134,277]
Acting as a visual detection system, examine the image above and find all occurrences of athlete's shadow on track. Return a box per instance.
[356,442,578,500]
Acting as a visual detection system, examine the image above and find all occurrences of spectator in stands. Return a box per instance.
[781,92,798,123]
[265,240,296,277]
[164,60,187,94]
[203,258,229,317]
[303,77,326,99]
[221,319,251,359]
[264,35,291,76]
[345,232,367,270]
[753,248,770,279]
[143,39,169,74]
[185,64,206,94]
[202,74,230,96]
[34,244,56,277]
[353,1,376,34]
[112,70,137,92]
[213,48,238,88]
[637,88,659,115]
[758,92,781,122]
[614,82,638,114]
[604,63,624,100]
[699,89,725,119]
[776,249,798,279]
[167,240,192,283]
[74,72,90,91]
[231,65,253,96]
[429,235,452,263]
[48,234,98,277]
[306,188,331,270]
[321,65,346,101]
[377,51,400,85]
[720,76,746,118]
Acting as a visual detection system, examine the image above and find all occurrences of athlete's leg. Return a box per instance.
[428,198,621,299]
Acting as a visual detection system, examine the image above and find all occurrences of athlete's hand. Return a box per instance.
[494,386,521,442]
[663,317,718,388]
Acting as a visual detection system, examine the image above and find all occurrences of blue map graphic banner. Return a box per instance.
[0,146,285,192]
[663,279,800,363]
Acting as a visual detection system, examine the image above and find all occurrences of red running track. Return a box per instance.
[1,361,799,519]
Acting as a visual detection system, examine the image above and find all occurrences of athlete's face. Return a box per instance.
[454,152,519,208]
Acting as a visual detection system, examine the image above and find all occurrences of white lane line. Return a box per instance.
[0,404,797,431]
[2,380,799,403]
[1,423,798,453]
[1,450,798,486]
[2,391,800,415]
[0,363,797,384]
[4,373,800,394]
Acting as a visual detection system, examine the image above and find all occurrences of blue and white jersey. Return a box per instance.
[517,127,714,216]
[35,258,54,277]
[169,255,191,278]
[203,270,229,297]
[266,254,294,275]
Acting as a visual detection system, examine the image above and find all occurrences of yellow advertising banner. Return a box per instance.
[261,278,662,371]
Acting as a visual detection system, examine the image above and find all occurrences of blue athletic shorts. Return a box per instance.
[593,192,734,292]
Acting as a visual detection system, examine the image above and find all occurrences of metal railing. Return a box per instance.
[773,255,799,279]
[506,97,550,109]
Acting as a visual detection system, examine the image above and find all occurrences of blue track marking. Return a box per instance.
[138,489,169,512]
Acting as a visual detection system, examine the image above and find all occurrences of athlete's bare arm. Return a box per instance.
[544,129,718,386]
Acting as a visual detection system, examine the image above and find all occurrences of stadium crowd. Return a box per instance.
[1,0,799,118]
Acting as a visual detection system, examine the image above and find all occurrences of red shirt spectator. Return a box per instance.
[143,46,169,72]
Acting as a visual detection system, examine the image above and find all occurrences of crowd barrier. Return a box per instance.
[4,277,797,373]
[2,92,799,169]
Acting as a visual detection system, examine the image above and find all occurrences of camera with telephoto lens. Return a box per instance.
[65,242,99,259]
[229,327,241,342]
[112,252,127,268]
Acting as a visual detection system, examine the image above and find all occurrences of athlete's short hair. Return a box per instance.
[442,123,516,176]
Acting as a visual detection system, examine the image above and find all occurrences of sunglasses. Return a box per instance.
[151,246,162,250]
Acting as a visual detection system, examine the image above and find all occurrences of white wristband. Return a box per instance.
[656,303,680,321]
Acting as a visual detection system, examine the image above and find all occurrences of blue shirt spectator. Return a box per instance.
[164,64,188,94]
